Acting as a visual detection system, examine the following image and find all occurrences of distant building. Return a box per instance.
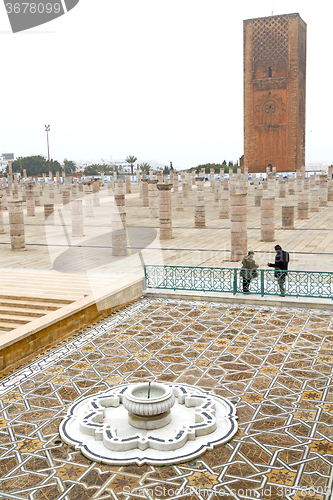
[0,153,15,171]
[2,153,14,161]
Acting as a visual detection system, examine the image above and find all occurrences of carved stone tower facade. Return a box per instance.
[244,13,306,173]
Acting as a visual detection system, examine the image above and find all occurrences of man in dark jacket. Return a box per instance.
[267,245,290,295]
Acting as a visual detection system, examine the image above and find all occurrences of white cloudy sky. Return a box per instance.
[0,0,332,169]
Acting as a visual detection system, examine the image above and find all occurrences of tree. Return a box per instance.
[63,159,76,174]
[84,164,102,176]
[139,162,151,173]
[163,165,170,175]
[125,155,138,175]
[10,155,61,176]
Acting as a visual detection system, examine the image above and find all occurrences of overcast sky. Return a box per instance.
[0,0,332,169]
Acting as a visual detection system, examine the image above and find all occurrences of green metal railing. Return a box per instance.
[144,265,333,299]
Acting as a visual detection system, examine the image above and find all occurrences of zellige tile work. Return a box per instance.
[0,298,333,500]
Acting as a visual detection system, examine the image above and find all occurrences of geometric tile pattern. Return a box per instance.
[0,298,333,499]
[253,15,288,66]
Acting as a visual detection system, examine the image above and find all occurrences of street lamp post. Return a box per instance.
[45,125,51,175]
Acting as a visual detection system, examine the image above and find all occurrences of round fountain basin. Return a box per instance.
[123,382,175,430]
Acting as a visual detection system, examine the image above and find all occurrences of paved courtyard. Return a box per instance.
[1,297,332,500]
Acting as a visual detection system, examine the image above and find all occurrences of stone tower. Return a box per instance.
[243,13,306,173]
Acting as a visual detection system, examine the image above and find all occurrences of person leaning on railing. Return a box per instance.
[240,251,259,293]
[267,244,290,296]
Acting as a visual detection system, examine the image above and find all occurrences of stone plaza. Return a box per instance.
[0,171,333,499]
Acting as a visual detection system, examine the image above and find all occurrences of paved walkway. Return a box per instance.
[0,297,332,499]
[1,180,333,349]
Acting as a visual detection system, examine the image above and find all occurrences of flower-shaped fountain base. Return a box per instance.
[59,383,238,465]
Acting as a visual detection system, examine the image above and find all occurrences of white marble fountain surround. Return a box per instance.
[60,383,238,465]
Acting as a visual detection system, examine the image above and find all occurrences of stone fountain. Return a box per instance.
[60,381,238,465]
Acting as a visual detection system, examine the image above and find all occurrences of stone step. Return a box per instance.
[0,294,74,305]
[0,314,32,326]
[0,307,47,318]
[0,299,60,311]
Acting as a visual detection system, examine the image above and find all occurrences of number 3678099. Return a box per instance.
[5,3,62,14]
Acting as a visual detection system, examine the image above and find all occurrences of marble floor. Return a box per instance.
[0,298,332,500]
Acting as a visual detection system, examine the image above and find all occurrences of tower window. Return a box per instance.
[268,66,272,78]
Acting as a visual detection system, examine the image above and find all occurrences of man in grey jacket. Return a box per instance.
[240,251,259,293]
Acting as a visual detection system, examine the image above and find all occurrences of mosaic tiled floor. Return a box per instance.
[0,298,333,500]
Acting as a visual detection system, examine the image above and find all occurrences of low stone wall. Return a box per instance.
[0,278,143,374]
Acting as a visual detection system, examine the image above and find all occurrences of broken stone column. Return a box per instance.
[214,180,221,203]
[303,178,310,191]
[12,174,19,199]
[141,176,149,207]
[34,183,41,206]
[175,191,184,211]
[8,201,25,251]
[92,179,100,206]
[223,177,229,190]
[319,174,328,207]
[0,195,4,234]
[108,180,114,196]
[56,171,60,185]
[219,189,229,219]
[125,173,131,194]
[282,205,294,229]
[62,190,71,211]
[267,173,275,197]
[310,174,316,189]
[261,196,275,242]
[117,179,124,195]
[156,171,163,183]
[182,180,189,199]
[23,169,27,178]
[254,185,263,207]
[173,171,179,193]
[112,194,127,256]
[278,176,286,198]
[297,192,309,219]
[157,183,172,239]
[136,168,140,184]
[49,181,54,199]
[84,181,93,217]
[296,177,303,193]
[237,167,241,180]
[100,171,105,187]
[26,182,36,217]
[192,170,196,186]
[71,199,84,237]
[195,177,205,228]
[230,192,247,261]
[186,171,192,190]
[44,204,55,225]
[288,177,295,195]
[148,179,159,218]
[78,178,83,192]
[309,189,319,212]
[210,168,215,189]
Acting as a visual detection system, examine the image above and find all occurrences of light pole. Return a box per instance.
[45,125,51,174]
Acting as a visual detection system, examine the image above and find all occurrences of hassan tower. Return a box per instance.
[243,13,306,173]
